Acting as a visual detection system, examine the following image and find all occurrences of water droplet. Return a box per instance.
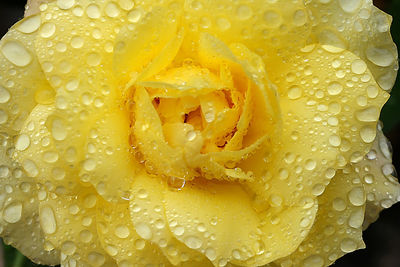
[216,18,231,31]
[172,225,185,236]
[105,2,120,17]
[87,252,105,266]
[312,184,325,196]
[115,225,130,239]
[348,208,363,228]
[340,238,357,252]
[332,197,346,211]
[1,41,32,67]
[205,247,216,261]
[43,151,59,163]
[366,46,394,67]
[86,4,101,19]
[83,158,96,171]
[339,0,362,13]
[51,118,67,140]
[40,205,57,234]
[236,5,252,21]
[329,135,341,147]
[327,82,343,95]
[87,52,101,66]
[305,159,317,170]
[263,10,282,28]
[348,187,365,206]
[366,85,379,99]
[3,202,22,223]
[22,159,39,177]
[17,15,41,33]
[351,59,367,74]
[128,9,142,23]
[135,222,152,240]
[293,9,307,26]
[355,107,379,122]
[184,235,202,249]
[135,239,145,250]
[71,36,84,49]
[40,22,56,38]
[303,255,324,267]
[57,0,75,9]
[360,126,376,143]
[287,86,302,100]
[15,134,30,151]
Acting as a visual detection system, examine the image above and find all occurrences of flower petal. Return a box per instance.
[163,180,261,265]
[182,0,311,64]
[355,123,400,227]
[39,188,116,266]
[243,44,389,207]
[130,172,209,265]
[276,168,366,266]
[96,198,170,266]
[80,107,140,202]
[0,16,54,133]
[306,0,398,91]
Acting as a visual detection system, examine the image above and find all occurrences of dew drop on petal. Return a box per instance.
[1,41,32,67]
[17,15,41,33]
[135,222,152,240]
[40,205,57,234]
[3,202,22,223]
[348,187,365,206]
[15,134,30,151]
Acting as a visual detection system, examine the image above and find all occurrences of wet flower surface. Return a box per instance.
[0,0,399,266]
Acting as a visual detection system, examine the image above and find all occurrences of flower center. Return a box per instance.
[125,32,280,185]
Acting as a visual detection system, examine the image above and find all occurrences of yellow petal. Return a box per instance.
[276,168,366,266]
[0,136,59,265]
[80,107,140,202]
[182,0,310,66]
[130,172,208,265]
[163,180,261,265]
[305,1,398,91]
[39,188,116,267]
[14,104,82,194]
[355,124,400,227]
[113,3,181,83]
[243,44,389,208]
[133,86,196,179]
[0,17,55,133]
[96,198,170,266]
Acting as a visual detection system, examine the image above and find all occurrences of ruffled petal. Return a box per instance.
[355,123,400,227]
[306,0,398,91]
[276,168,366,266]
[38,188,116,266]
[163,180,260,265]
[97,198,171,266]
[130,172,209,265]
[243,44,389,207]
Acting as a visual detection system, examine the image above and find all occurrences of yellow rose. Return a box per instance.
[0,0,399,266]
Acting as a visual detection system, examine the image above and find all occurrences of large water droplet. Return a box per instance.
[366,46,394,67]
[348,187,365,206]
[184,235,203,249]
[135,222,152,240]
[3,202,22,223]
[17,15,41,33]
[1,41,32,67]
[15,134,30,151]
[40,205,57,234]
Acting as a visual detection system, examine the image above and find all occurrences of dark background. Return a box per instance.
[0,0,400,266]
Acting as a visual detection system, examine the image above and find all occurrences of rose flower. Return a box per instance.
[0,0,399,266]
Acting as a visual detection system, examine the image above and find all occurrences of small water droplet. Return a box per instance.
[15,134,30,151]
[348,187,365,206]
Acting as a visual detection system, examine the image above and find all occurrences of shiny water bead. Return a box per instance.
[2,202,23,223]
[1,41,32,67]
